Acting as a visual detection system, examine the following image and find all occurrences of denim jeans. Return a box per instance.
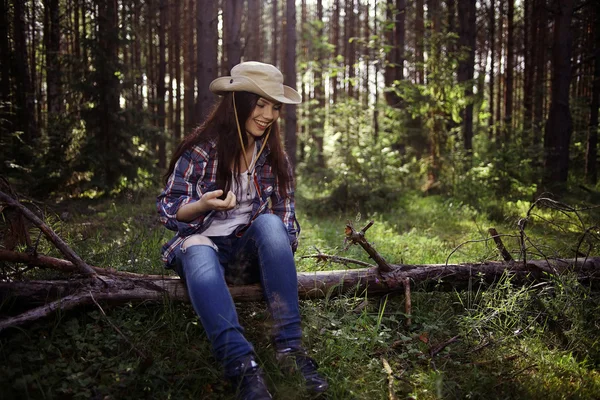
[173,214,302,371]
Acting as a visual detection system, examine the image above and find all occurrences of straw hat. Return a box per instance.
[209,61,302,104]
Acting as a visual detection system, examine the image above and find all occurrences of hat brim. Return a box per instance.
[209,76,302,105]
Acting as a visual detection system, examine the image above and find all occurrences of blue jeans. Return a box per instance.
[173,214,302,371]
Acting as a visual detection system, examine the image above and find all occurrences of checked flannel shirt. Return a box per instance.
[157,137,300,268]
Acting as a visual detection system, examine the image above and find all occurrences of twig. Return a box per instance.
[381,357,398,400]
[430,335,460,357]
[488,228,513,262]
[0,190,96,276]
[344,220,392,272]
[492,363,538,388]
[300,253,376,268]
[403,277,412,327]
[89,291,152,366]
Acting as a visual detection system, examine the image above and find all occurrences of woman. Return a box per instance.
[157,62,328,400]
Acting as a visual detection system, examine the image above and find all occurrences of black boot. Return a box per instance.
[276,347,329,393]
[226,354,273,400]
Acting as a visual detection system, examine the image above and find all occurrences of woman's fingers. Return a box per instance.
[202,190,236,211]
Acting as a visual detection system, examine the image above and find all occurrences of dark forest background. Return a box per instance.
[0,0,599,210]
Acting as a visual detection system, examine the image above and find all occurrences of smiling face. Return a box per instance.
[245,97,282,139]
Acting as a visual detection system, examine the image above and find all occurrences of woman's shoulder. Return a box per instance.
[185,139,218,161]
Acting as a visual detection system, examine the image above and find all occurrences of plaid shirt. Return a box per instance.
[157,137,299,267]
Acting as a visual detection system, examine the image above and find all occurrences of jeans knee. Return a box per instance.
[253,214,286,234]
[178,245,223,283]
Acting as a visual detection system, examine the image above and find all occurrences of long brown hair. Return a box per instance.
[164,91,292,198]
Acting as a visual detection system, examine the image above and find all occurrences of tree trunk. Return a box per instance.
[523,0,534,141]
[415,0,425,84]
[246,0,261,60]
[196,0,218,123]
[457,0,476,152]
[585,1,600,185]
[12,0,37,143]
[488,0,495,138]
[533,0,547,146]
[543,0,574,187]
[97,0,121,188]
[504,0,514,140]
[224,0,243,73]
[157,0,167,169]
[313,0,326,168]
[331,0,340,102]
[0,0,10,139]
[45,0,61,116]
[284,0,298,172]
[2,253,600,331]
[183,0,196,134]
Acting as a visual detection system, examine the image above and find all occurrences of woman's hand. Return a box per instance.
[176,190,236,222]
[199,190,237,212]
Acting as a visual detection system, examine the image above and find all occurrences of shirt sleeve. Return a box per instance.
[270,164,300,249]
[156,148,210,236]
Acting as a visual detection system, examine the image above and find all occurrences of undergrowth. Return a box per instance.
[1,190,599,399]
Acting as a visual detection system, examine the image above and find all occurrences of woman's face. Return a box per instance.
[245,97,281,139]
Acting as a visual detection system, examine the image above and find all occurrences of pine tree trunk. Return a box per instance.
[12,0,37,143]
[224,0,243,73]
[488,0,495,139]
[284,0,297,172]
[543,0,574,187]
[157,0,167,169]
[457,0,476,152]
[415,0,425,85]
[533,0,547,146]
[331,0,340,102]
[45,0,61,116]
[584,1,599,184]
[247,0,261,60]
[504,0,514,140]
[183,0,196,134]
[196,0,218,123]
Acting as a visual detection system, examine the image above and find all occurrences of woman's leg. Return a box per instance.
[174,240,254,369]
[232,214,302,350]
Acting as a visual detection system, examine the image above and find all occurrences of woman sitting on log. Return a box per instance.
[157,61,328,400]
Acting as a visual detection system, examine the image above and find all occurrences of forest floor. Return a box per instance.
[1,187,600,399]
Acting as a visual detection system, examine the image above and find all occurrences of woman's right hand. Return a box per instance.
[176,190,236,222]
[198,190,237,212]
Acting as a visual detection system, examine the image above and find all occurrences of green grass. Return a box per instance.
[1,190,599,399]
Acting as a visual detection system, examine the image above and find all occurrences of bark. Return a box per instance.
[533,0,547,146]
[488,0,495,138]
[12,0,37,142]
[224,0,243,73]
[284,0,298,171]
[45,0,61,116]
[246,0,261,60]
[0,0,11,134]
[196,0,218,123]
[504,0,514,139]
[543,0,574,187]
[313,0,325,168]
[184,0,196,134]
[2,253,599,332]
[415,0,425,85]
[585,1,600,184]
[157,0,167,169]
[172,0,182,139]
[457,0,476,152]
[331,0,340,102]
[272,0,278,66]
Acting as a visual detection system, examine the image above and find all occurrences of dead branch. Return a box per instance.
[0,190,96,276]
[344,220,393,272]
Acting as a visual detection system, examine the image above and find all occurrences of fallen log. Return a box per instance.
[2,251,600,331]
[2,188,599,333]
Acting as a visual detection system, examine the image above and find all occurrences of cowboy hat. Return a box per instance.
[209,61,302,104]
